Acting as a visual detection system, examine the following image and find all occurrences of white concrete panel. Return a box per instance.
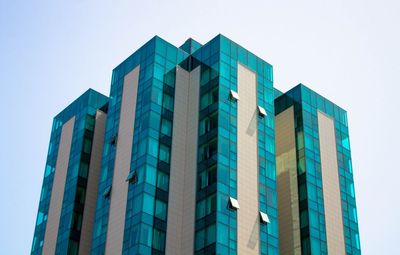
[165,66,200,255]
[275,106,301,255]
[43,116,75,255]
[105,66,140,255]
[79,110,107,255]
[237,63,260,255]
[318,111,346,255]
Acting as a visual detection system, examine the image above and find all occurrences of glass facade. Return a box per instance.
[275,84,361,255]
[32,35,361,255]
[90,36,189,255]
[31,89,108,255]
[190,35,278,255]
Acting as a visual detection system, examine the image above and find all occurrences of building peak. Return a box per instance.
[179,37,202,54]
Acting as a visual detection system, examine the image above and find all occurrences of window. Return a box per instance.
[126,171,138,184]
[159,144,170,163]
[228,197,240,210]
[162,94,174,111]
[68,240,79,255]
[206,194,216,215]
[199,139,217,161]
[301,237,311,255]
[83,138,92,154]
[143,193,154,216]
[195,229,205,250]
[157,171,169,191]
[260,211,270,224]
[153,229,166,251]
[300,210,308,228]
[199,113,217,135]
[103,186,111,198]
[79,162,89,179]
[76,186,86,204]
[145,165,156,186]
[229,90,239,101]
[205,224,216,246]
[155,199,167,220]
[71,212,83,231]
[161,118,172,136]
[258,106,267,117]
[148,138,159,158]
[85,115,95,131]
[110,134,118,146]
[296,130,304,150]
[196,193,216,219]
[299,183,307,201]
[36,212,44,226]
[200,88,218,110]
[198,166,216,190]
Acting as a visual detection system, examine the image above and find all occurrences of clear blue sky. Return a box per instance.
[1,0,399,254]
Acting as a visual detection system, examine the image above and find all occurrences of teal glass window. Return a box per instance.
[157,171,169,191]
[68,240,79,255]
[140,224,153,246]
[196,199,206,219]
[79,162,89,179]
[206,193,216,215]
[310,237,321,254]
[76,187,86,204]
[199,113,218,135]
[159,144,170,163]
[196,193,216,219]
[161,118,172,136]
[298,157,306,174]
[302,237,310,254]
[83,138,92,154]
[217,223,228,245]
[205,224,216,246]
[153,229,166,251]
[155,200,167,220]
[145,165,156,186]
[199,139,217,161]
[162,94,174,111]
[299,183,307,201]
[71,212,83,231]
[195,229,205,250]
[148,138,159,158]
[143,193,154,215]
[300,210,309,228]
[200,87,218,110]
[36,212,44,226]
[198,166,217,190]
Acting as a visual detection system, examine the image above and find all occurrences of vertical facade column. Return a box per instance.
[79,110,107,255]
[237,63,260,255]
[42,117,75,254]
[165,66,200,255]
[275,106,301,255]
[105,66,140,254]
[317,111,346,254]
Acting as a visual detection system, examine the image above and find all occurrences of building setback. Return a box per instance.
[31,35,361,255]
[275,85,360,254]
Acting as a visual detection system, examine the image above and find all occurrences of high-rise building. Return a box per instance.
[31,89,109,255]
[275,85,360,255]
[31,35,360,255]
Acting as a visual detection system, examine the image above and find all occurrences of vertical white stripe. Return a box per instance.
[43,116,75,254]
[275,106,301,255]
[237,63,260,255]
[105,66,140,254]
[318,111,346,254]
[165,66,200,255]
[79,110,107,255]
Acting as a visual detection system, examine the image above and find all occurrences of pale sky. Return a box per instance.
[1,0,399,254]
